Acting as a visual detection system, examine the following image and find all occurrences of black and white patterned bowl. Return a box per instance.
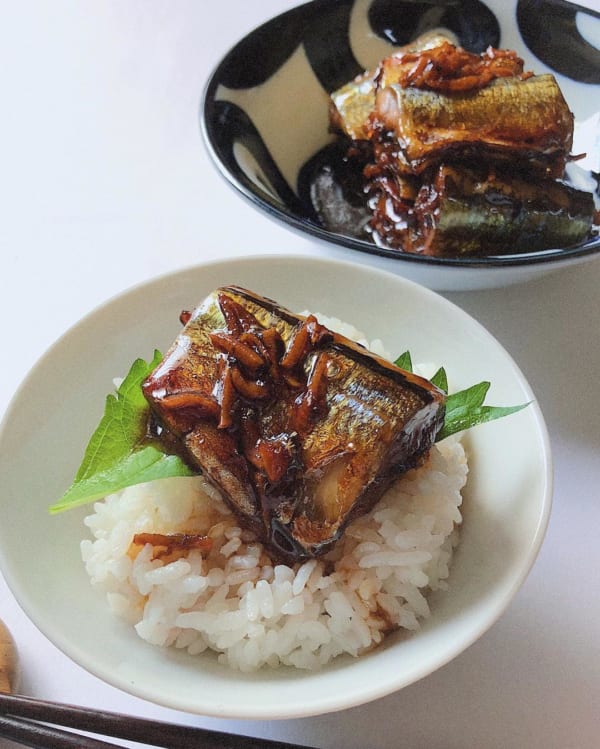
[202,0,600,290]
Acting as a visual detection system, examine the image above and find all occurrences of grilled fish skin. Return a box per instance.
[142,287,446,562]
[367,163,595,255]
[329,70,377,142]
[329,33,453,141]
[413,164,595,256]
[375,74,574,178]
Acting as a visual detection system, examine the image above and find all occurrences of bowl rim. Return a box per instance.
[200,0,600,270]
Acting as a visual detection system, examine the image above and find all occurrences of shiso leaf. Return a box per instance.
[393,354,527,440]
[394,351,413,371]
[49,351,194,514]
[436,381,529,441]
[430,366,448,393]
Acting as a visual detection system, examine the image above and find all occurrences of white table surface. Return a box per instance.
[1,3,599,747]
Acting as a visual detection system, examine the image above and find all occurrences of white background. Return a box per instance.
[0,2,599,747]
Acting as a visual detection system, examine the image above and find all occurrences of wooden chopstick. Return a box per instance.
[0,693,317,749]
[0,713,123,749]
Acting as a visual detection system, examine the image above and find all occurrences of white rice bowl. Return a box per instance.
[0,254,552,717]
[81,316,467,672]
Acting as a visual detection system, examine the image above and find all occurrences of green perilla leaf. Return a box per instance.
[49,352,194,514]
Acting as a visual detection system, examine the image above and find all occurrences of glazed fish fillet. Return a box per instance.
[413,165,594,256]
[142,287,445,562]
[375,74,573,177]
[329,33,452,141]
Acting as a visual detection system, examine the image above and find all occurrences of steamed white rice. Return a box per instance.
[81,315,467,671]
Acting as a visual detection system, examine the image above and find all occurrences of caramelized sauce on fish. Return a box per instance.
[142,287,446,562]
[317,38,596,256]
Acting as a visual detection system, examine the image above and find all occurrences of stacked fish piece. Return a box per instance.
[329,38,594,256]
[142,286,445,562]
